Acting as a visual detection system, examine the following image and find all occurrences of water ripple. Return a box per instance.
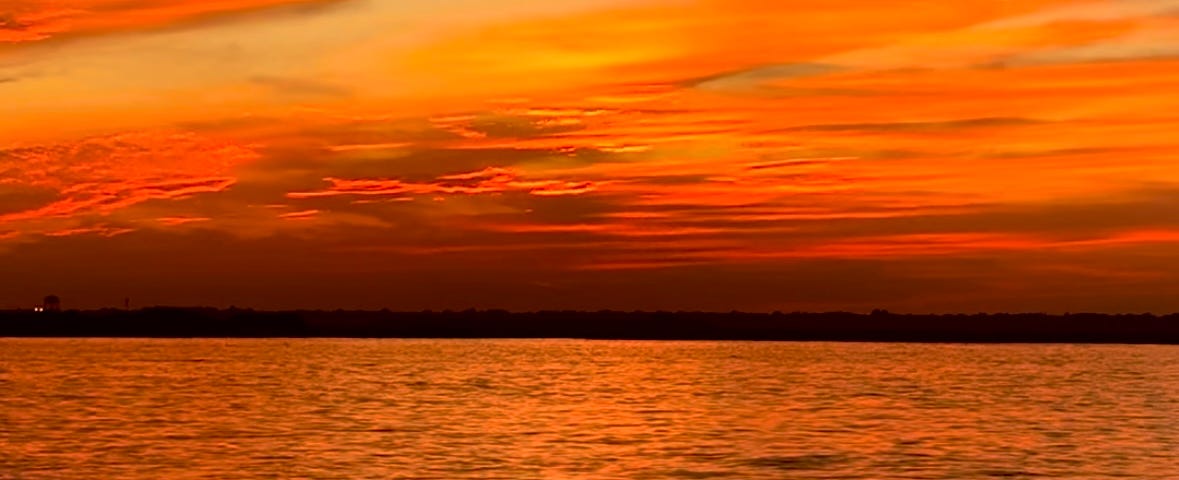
[1,339,1177,479]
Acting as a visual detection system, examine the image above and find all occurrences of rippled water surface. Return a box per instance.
[1,339,1177,479]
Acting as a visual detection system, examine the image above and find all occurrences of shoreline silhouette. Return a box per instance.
[2,308,1177,344]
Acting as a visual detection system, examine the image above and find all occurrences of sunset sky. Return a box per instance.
[2,0,1178,312]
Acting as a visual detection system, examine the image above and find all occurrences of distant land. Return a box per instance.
[2,308,1178,344]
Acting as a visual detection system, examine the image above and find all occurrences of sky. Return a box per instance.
[2,0,1178,312]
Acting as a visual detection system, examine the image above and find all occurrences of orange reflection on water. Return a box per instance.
[2,339,1177,479]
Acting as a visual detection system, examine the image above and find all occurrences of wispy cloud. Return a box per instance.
[278,209,321,220]
[43,225,135,238]
[157,216,212,226]
[0,132,257,236]
[0,0,350,44]
[287,167,600,199]
[3,0,1179,311]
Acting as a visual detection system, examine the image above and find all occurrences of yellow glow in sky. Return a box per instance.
[2,0,1179,312]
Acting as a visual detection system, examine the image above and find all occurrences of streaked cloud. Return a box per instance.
[278,209,321,220]
[0,132,256,236]
[156,216,212,227]
[287,167,600,199]
[2,0,1178,312]
[0,0,349,44]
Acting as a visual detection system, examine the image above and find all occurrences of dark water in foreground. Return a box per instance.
[1,340,1176,479]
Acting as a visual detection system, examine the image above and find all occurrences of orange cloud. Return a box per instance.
[157,216,212,226]
[0,132,257,234]
[278,209,321,220]
[4,0,1179,311]
[0,0,341,44]
[43,225,135,238]
[567,228,1179,271]
[288,167,600,200]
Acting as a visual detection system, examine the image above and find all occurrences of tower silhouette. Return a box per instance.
[43,295,61,312]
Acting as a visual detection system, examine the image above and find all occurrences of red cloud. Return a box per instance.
[0,131,258,228]
[0,0,342,44]
[157,216,212,226]
[287,167,599,199]
[43,226,135,238]
[1,178,236,224]
[279,209,321,220]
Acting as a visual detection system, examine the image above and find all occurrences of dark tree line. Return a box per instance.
[1,308,1178,343]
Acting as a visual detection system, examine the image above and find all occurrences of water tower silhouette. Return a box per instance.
[43,295,61,312]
